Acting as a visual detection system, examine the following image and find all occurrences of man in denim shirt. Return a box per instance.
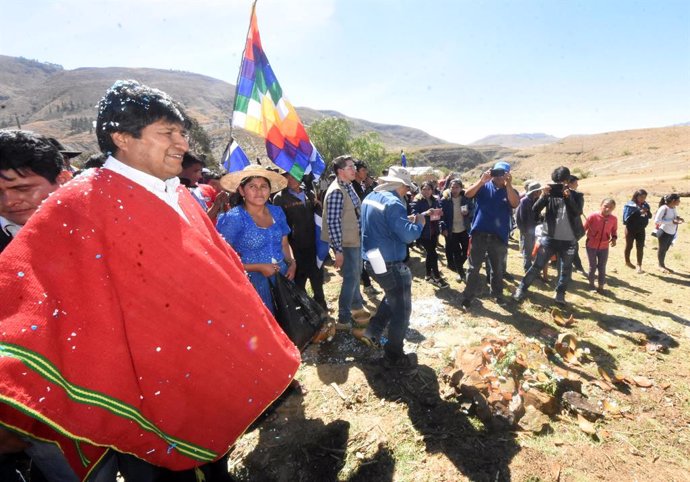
[359,167,425,370]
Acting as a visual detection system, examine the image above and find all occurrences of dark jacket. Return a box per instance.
[352,180,369,200]
[0,230,11,254]
[622,200,651,231]
[273,187,319,250]
[439,192,474,233]
[410,195,441,239]
[533,190,585,240]
[515,194,539,232]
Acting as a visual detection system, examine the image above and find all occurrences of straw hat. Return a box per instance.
[374,166,414,192]
[219,164,287,193]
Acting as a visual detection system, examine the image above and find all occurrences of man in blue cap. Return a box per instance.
[460,161,519,309]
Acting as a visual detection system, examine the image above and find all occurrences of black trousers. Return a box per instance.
[445,230,469,275]
[419,236,440,277]
[624,228,645,265]
[293,247,327,311]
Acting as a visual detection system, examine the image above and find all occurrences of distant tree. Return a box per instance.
[350,132,387,177]
[307,117,351,165]
[187,117,215,165]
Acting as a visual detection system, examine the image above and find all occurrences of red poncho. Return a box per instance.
[0,169,300,478]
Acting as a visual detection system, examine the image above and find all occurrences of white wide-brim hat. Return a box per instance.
[219,164,287,193]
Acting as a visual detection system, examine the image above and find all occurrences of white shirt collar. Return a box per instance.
[0,215,22,237]
[103,156,180,194]
[102,155,188,222]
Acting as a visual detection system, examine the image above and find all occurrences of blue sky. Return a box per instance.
[2,0,688,144]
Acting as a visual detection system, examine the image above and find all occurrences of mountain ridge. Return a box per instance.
[0,55,447,161]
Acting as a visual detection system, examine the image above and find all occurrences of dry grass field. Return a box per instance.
[228,126,689,481]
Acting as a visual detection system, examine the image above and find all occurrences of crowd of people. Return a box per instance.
[0,79,685,481]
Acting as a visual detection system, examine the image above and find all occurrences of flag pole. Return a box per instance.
[229,0,258,143]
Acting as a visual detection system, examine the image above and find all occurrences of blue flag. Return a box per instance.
[401,150,407,167]
[314,213,330,269]
[221,138,251,172]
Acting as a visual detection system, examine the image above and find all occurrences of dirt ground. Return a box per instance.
[228,222,690,481]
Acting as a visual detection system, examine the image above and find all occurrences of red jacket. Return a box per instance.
[584,212,618,250]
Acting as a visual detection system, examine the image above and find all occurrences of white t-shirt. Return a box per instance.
[655,205,678,235]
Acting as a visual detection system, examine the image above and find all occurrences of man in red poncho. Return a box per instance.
[0,80,301,480]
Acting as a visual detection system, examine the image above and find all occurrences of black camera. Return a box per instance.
[490,168,505,177]
[548,183,564,197]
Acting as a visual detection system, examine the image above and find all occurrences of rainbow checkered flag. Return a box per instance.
[232,3,325,181]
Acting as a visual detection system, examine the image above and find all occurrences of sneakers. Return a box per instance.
[382,352,418,371]
[636,266,644,274]
[512,286,526,302]
[554,292,566,306]
[363,285,380,295]
[494,296,507,306]
[429,276,449,288]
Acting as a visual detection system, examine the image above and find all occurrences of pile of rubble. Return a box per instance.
[440,309,664,435]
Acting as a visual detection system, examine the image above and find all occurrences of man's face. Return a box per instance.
[180,163,203,185]
[355,167,368,182]
[492,171,507,188]
[0,169,62,225]
[338,161,357,182]
[286,174,301,191]
[112,119,189,180]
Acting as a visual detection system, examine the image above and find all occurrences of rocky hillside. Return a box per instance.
[506,126,690,200]
[470,133,560,148]
[0,55,448,162]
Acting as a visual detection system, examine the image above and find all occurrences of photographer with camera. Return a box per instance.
[514,166,585,306]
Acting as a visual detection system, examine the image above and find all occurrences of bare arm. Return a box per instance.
[464,170,492,199]
[504,172,520,208]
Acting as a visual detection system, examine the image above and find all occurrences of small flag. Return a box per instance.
[232,4,326,181]
[221,138,251,172]
[314,213,330,269]
[401,150,407,167]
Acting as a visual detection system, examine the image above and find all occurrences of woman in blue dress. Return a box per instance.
[216,165,296,312]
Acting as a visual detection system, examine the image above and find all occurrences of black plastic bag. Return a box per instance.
[270,273,327,351]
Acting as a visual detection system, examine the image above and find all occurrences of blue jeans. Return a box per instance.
[463,232,508,301]
[364,261,412,358]
[520,238,577,294]
[338,247,364,322]
[519,229,536,272]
